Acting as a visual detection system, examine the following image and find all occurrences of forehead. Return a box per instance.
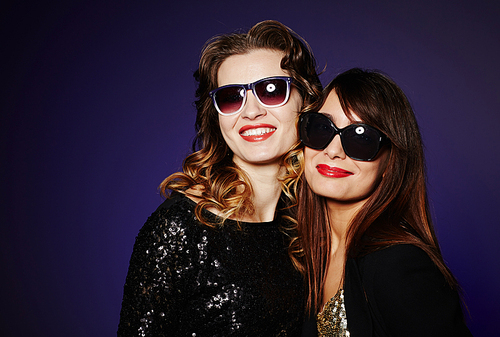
[217,49,287,86]
[321,91,362,124]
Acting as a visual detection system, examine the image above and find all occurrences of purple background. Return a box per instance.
[2,0,499,335]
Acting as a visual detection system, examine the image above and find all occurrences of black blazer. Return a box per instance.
[344,244,472,336]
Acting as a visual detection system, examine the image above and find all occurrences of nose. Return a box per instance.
[239,90,267,120]
[323,134,346,160]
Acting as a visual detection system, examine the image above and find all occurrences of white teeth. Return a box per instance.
[241,127,276,136]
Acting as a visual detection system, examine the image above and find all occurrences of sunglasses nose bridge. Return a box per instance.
[334,127,357,158]
[328,131,342,149]
[240,84,269,119]
[245,83,263,104]
[327,122,342,146]
[242,82,253,93]
[323,132,347,160]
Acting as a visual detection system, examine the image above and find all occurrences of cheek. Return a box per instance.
[372,150,390,181]
[282,115,299,140]
[289,92,303,113]
[218,116,236,138]
[278,91,301,117]
[279,96,301,135]
[359,160,387,194]
[303,148,318,180]
[273,109,299,145]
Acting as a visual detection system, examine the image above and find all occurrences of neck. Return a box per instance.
[235,159,283,223]
[325,199,366,248]
[321,202,357,306]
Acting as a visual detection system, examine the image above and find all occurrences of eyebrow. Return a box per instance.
[319,112,334,121]
[318,112,365,128]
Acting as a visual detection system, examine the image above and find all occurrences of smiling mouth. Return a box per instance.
[240,127,276,137]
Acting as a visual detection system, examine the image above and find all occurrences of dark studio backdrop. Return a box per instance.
[1,0,499,335]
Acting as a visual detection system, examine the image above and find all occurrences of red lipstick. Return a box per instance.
[316,164,353,178]
[239,124,276,142]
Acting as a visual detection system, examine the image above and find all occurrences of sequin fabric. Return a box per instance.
[317,289,349,337]
[118,194,305,336]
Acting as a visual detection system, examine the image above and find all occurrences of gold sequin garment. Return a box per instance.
[317,289,350,337]
[118,194,305,336]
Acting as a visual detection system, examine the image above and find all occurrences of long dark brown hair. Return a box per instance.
[160,20,322,226]
[293,68,458,314]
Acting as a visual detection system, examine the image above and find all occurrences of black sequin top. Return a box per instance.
[118,193,305,336]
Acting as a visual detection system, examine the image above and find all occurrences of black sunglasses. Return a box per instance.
[209,76,293,116]
[299,112,389,161]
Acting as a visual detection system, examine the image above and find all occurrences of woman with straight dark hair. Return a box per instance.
[294,68,471,336]
[118,20,322,336]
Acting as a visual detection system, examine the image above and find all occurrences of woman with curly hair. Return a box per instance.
[118,20,322,336]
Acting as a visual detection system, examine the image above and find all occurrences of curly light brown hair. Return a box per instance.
[160,20,323,227]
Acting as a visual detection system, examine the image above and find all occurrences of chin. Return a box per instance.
[235,154,280,166]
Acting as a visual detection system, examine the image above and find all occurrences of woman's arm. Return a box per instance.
[118,207,195,336]
[360,244,472,337]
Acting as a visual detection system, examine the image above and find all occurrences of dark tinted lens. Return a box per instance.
[215,86,245,114]
[300,113,335,149]
[342,124,381,160]
[254,78,288,106]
